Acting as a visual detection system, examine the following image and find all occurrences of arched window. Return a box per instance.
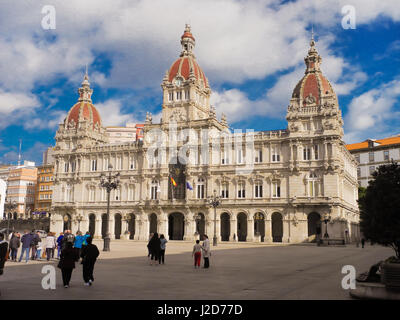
[308,172,320,197]
[238,181,245,198]
[150,180,159,200]
[254,180,263,198]
[221,182,229,198]
[197,178,205,199]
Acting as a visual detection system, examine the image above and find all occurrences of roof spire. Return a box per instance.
[180,24,195,57]
[78,65,93,102]
[304,26,321,73]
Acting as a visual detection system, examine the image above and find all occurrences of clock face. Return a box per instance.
[175,79,182,86]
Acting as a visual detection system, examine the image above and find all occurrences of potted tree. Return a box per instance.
[359,161,400,291]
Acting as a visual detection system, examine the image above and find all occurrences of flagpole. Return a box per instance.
[170,176,174,201]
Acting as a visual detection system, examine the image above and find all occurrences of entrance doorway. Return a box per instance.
[237,213,247,241]
[195,213,205,239]
[168,212,184,240]
[271,212,283,242]
[114,213,122,239]
[101,214,108,239]
[63,214,72,231]
[254,212,265,242]
[129,214,136,240]
[220,213,230,241]
[89,214,96,237]
[149,213,157,234]
[307,212,321,242]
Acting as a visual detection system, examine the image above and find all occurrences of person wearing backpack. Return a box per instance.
[30,231,40,260]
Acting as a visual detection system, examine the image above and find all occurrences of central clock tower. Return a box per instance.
[160,24,211,125]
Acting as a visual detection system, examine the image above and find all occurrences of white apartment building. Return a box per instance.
[347,136,400,188]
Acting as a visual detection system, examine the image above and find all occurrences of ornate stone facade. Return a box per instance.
[51,26,359,243]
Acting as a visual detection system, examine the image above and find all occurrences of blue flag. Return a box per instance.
[186,182,193,190]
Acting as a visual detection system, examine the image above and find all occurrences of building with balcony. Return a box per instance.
[34,164,54,217]
[5,163,37,219]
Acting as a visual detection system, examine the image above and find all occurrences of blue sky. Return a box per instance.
[0,0,399,165]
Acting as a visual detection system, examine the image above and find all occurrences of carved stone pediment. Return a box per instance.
[216,175,231,183]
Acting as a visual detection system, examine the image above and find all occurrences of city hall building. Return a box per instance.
[50,26,360,243]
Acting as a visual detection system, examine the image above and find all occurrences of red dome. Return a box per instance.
[292,72,334,105]
[168,55,208,87]
[65,102,102,129]
[291,37,335,105]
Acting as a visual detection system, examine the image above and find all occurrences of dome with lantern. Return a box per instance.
[165,24,209,88]
[291,32,336,107]
[64,72,102,130]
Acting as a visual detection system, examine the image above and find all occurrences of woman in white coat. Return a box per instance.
[45,232,57,261]
[201,235,211,268]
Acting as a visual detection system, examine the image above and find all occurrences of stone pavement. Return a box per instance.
[0,240,393,300]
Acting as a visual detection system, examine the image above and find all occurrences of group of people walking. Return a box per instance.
[147,233,168,265]
[0,230,100,290]
[147,233,211,268]
[5,229,92,264]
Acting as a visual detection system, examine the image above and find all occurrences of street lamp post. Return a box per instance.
[100,164,120,252]
[322,213,331,238]
[4,200,17,238]
[208,189,221,246]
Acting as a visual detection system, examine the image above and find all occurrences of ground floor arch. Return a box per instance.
[237,212,247,242]
[128,213,136,240]
[114,213,122,239]
[254,212,265,242]
[271,212,283,242]
[63,213,72,231]
[307,212,321,242]
[149,213,157,235]
[89,214,96,237]
[195,212,205,239]
[168,212,184,240]
[101,214,108,239]
[220,212,230,241]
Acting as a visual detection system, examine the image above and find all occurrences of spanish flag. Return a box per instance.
[170,176,177,187]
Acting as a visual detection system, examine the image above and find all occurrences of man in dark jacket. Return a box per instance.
[0,233,9,296]
[9,233,21,261]
[80,237,99,286]
[18,230,33,263]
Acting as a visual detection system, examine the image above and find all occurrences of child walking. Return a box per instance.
[192,240,202,269]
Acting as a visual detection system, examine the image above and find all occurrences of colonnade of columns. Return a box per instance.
[51,209,356,243]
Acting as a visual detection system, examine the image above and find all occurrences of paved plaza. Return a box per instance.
[0,240,393,300]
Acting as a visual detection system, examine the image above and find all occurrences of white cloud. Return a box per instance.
[95,99,141,127]
[0,90,39,114]
[344,79,400,143]
[0,0,397,131]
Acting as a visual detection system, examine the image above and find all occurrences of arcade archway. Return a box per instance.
[271,212,283,242]
[220,213,230,241]
[237,212,247,242]
[168,212,184,240]
[307,212,321,242]
[88,214,96,237]
[114,213,122,239]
